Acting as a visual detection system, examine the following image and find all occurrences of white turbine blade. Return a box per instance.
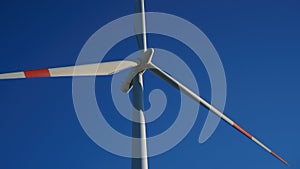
[0,60,137,80]
[148,63,288,165]
[135,0,147,51]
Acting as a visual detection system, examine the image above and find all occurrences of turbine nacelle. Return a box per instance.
[121,48,154,93]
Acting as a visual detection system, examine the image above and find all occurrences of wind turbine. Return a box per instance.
[0,0,288,168]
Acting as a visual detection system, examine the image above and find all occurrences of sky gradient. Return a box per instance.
[0,0,299,169]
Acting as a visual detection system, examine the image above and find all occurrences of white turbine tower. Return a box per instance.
[0,0,288,168]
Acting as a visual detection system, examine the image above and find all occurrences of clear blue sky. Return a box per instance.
[0,0,299,168]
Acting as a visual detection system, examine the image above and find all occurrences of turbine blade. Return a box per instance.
[148,63,288,165]
[0,60,137,80]
[135,0,147,51]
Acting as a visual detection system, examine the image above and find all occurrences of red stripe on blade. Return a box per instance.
[233,124,252,139]
[270,151,288,166]
[24,69,50,78]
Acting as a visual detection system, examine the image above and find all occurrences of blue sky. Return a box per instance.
[0,0,299,168]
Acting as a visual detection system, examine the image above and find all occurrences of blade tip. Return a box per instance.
[271,151,288,166]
